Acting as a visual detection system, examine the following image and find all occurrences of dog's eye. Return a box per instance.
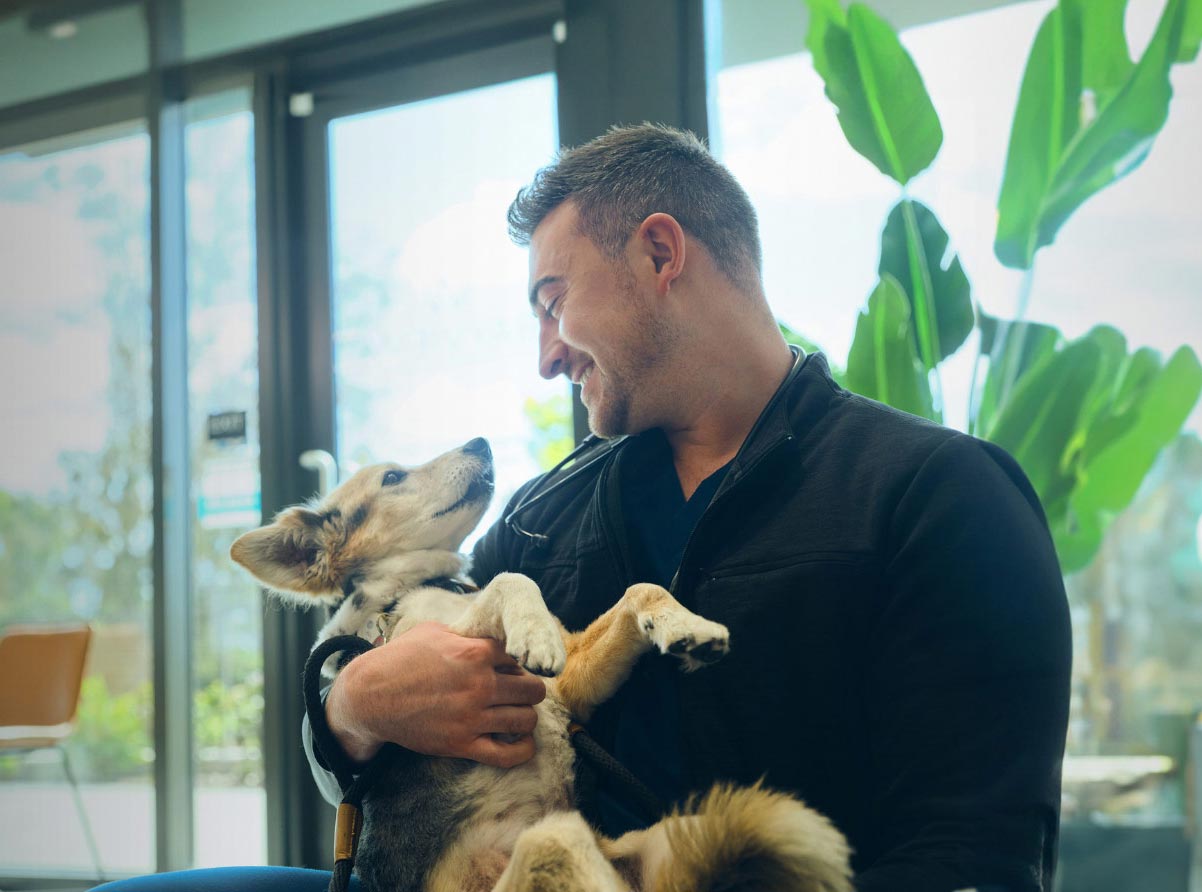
[381,470,407,487]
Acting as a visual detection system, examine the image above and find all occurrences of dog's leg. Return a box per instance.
[554,583,729,721]
[492,811,628,892]
[449,572,567,677]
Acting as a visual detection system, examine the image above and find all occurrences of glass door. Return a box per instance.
[257,36,571,866]
[310,40,571,540]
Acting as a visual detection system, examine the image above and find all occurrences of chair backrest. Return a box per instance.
[0,624,92,728]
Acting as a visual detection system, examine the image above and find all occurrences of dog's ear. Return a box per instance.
[230,507,328,597]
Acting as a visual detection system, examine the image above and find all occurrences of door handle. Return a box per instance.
[299,449,338,499]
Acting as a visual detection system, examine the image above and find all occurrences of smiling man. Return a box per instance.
[312,124,1072,891]
[88,123,1072,892]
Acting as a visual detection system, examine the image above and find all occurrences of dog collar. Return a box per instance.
[422,576,479,595]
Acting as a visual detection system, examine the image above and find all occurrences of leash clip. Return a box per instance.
[334,802,364,863]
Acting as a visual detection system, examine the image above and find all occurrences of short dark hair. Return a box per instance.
[508,123,762,290]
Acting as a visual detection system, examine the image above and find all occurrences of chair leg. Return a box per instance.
[59,745,105,882]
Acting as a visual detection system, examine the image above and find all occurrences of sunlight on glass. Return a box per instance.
[0,125,155,876]
[329,73,564,547]
[184,89,267,868]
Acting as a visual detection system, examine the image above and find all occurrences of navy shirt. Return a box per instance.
[592,431,731,836]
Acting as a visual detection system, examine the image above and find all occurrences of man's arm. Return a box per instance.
[322,622,546,765]
[858,435,1071,891]
[301,490,542,789]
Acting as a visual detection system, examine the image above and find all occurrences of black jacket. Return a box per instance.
[471,352,1072,891]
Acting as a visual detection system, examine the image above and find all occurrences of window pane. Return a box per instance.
[184,88,266,867]
[0,124,154,877]
[329,73,568,545]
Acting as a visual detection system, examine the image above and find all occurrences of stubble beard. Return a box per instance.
[584,278,675,439]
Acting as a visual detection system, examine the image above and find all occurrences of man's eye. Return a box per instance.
[382,470,407,487]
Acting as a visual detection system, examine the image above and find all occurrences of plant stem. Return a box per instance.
[900,195,943,420]
[967,336,985,436]
[997,263,1038,412]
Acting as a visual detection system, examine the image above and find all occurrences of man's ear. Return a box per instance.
[230,507,326,597]
[635,212,687,293]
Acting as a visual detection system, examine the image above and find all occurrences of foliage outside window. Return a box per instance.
[716,0,1202,829]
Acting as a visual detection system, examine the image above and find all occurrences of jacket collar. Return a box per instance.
[577,350,842,553]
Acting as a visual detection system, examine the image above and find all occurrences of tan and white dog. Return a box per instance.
[231,437,852,892]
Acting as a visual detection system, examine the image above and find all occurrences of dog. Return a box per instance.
[231,437,852,892]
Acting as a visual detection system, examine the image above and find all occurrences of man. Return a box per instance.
[315,124,1072,890]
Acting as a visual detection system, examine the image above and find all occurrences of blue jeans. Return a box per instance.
[92,867,360,891]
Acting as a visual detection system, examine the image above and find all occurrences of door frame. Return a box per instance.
[255,23,557,869]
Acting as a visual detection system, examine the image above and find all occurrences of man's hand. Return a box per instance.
[325,621,548,768]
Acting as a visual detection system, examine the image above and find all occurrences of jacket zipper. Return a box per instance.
[667,433,796,594]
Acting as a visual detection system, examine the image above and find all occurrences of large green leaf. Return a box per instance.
[1077,0,1134,98]
[1065,325,1129,443]
[1079,345,1161,465]
[845,275,936,420]
[994,5,1083,270]
[1055,345,1202,571]
[974,312,1062,437]
[804,1,943,185]
[995,0,1192,269]
[986,336,1102,507]
[806,0,848,81]
[1043,0,1188,234]
[878,200,973,371]
[1179,0,1202,62]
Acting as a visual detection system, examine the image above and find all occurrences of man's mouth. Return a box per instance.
[574,361,594,387]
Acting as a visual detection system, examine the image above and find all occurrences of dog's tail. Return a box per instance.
[653,781,853,892]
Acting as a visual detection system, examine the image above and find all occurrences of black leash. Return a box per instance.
[569,723,667,824]
[303,635,410,892]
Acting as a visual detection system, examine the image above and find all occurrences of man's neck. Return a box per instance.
[665,343,796,500]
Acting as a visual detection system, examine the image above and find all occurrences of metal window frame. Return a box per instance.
[145,0,195,873]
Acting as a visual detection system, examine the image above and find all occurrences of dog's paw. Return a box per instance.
[505,617,567,678]
[638,608,729,671]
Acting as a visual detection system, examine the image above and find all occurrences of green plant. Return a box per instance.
[524,393,575,471]
[67,677,152,780]
[194,673,263,785]
[800,0,1202,574]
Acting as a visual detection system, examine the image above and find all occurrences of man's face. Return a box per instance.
[528,202,666,438]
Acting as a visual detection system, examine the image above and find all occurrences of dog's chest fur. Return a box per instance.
[456,694,576,850]
[358,693,577,892]
[329,573,580,892]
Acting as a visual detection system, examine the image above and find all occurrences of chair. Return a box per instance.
[0,623,104,880]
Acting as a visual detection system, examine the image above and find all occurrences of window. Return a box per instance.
[712,0,1202,839]
[328,72,568,540]
[0,122,155,877]
[184,87,266,867]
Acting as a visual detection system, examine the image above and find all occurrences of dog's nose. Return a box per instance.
[463,437,491,458]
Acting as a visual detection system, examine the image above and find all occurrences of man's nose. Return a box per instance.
[538,323,569,380]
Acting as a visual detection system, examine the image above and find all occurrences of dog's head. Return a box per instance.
[230,438,495,602]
